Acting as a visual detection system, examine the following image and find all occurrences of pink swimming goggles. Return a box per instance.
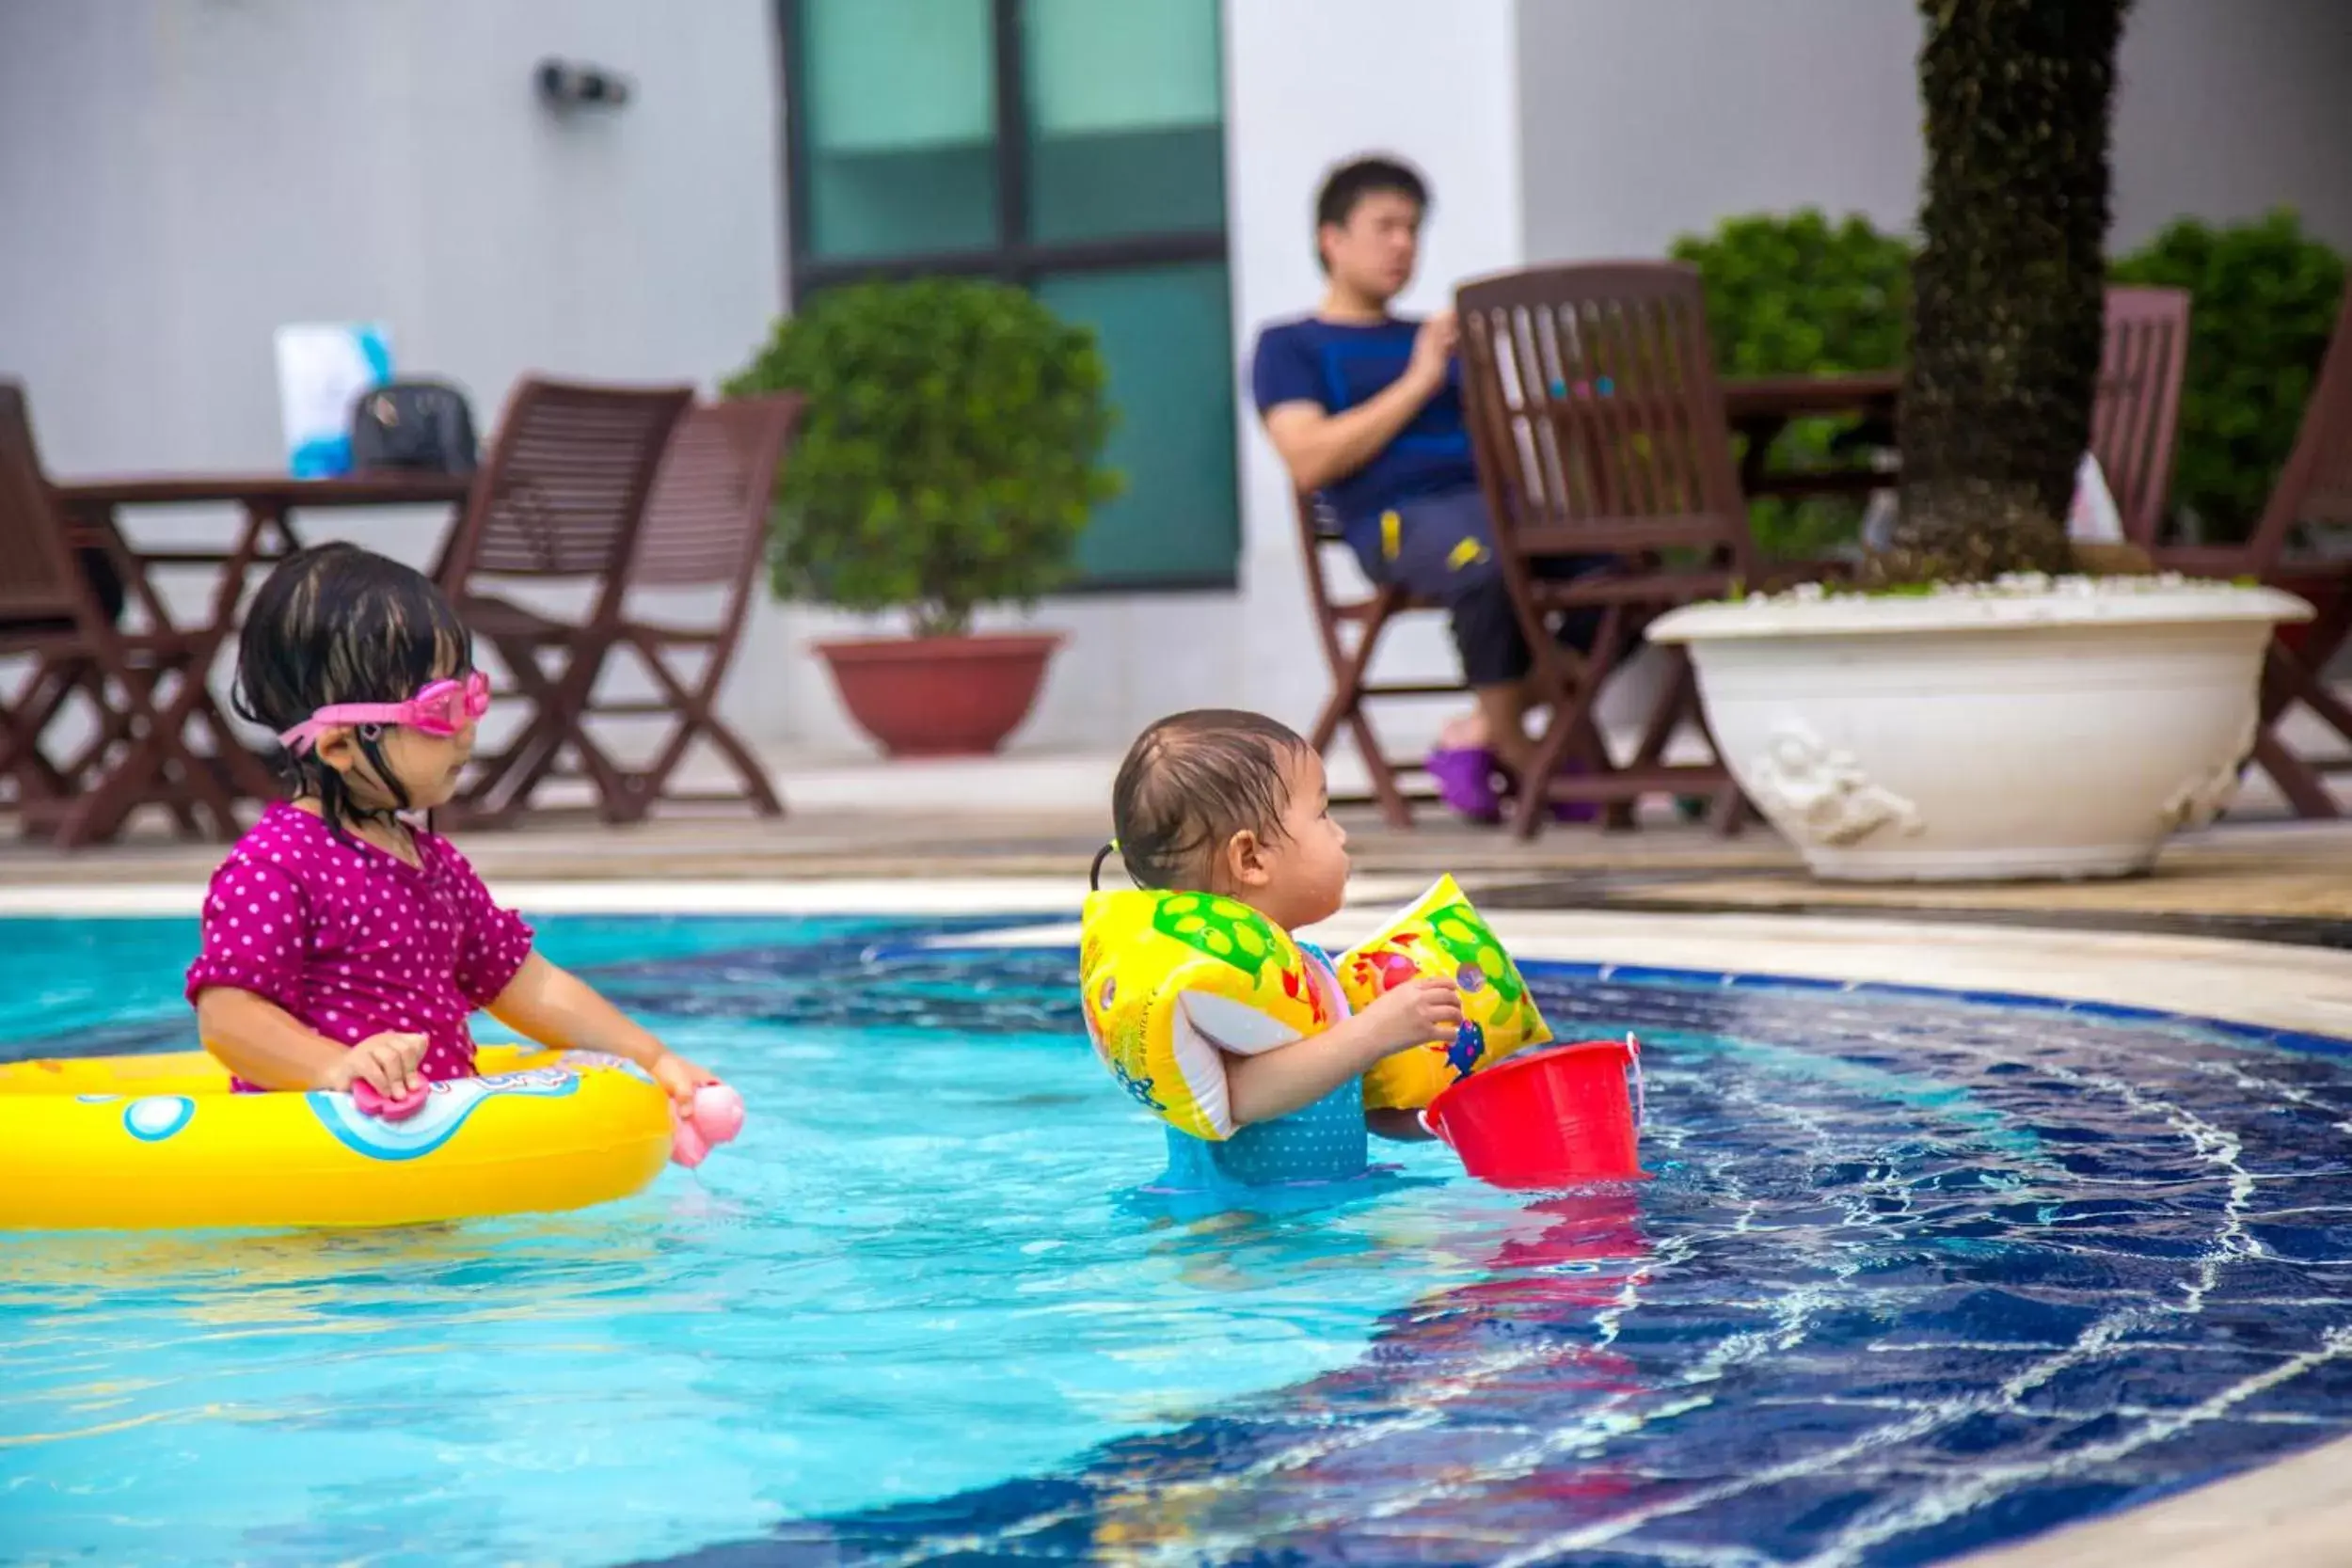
[278,672,491,755]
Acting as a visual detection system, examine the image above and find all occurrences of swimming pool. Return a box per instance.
[6,915,2352,1566]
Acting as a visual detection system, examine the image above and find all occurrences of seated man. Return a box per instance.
[1250,155,1598,823]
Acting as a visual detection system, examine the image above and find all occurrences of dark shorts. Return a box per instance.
[1348,487,1607,688]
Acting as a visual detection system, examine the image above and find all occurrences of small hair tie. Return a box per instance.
[1089,840,1120,892]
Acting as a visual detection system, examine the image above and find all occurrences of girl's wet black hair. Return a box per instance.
[1109,709,1311,890]
[231,542,472,836]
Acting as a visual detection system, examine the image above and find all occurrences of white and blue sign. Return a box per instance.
[274,322,394,478]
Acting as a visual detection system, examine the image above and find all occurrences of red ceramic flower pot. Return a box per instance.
[814,632,1062,759]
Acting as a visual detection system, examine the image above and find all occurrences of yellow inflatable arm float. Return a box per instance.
[1343,877,1552,1109]
[1078,876,1549,1138]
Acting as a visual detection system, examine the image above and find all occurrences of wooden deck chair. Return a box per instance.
[2137,279,2352,817]
[1456,261,1776,840]
[0,383,240,847]
[2091,285,2193,546]
[1295,492,1466,828]
[435,376,694,825]
[584,394,803,824]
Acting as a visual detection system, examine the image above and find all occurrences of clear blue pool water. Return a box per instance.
[6,917,2352,1567]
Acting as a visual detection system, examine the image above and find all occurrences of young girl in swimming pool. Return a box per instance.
[185,543,717,1107]
[1106,709,1462,1183]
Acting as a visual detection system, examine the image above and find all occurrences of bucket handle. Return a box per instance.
[1625,1032,1645,1132]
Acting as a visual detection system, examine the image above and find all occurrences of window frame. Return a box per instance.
[776,0,1239,594]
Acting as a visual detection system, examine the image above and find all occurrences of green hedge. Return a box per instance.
[1673,207,2347,549]
[1670,211,1912,558]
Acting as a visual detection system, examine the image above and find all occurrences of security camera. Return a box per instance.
[537,59,632,110]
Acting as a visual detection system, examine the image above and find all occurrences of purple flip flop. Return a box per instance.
[1425,747,1503,825]
[1427,747,1598,825]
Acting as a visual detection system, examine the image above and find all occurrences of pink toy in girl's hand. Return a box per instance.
[671,1082,746,1168]
[351,1080,431,1121]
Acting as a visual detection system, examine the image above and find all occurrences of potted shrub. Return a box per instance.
[1650,0,2311,882]
[725,277,1121,758]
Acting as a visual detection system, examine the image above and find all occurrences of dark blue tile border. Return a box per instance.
[1531,955,2352,1060]
[958,927,2352,1061]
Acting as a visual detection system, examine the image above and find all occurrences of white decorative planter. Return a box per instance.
[1648,580,2313,882]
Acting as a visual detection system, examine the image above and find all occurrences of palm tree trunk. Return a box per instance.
[1891,0,2129,581]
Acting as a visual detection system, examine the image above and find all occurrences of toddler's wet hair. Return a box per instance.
[232,542,472,830]
[1111,709,1311,890]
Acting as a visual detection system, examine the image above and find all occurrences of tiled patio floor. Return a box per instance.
[9,746,2352,935]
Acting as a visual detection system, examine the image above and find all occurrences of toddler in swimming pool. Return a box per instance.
[1105,709,1462,1182]
[184,543,715,1108]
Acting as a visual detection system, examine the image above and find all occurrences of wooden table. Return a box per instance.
[43,471,473,844]
[1722,371,1902,500]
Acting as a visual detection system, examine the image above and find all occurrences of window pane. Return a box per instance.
[797,0,997,260]
[1021,0,1223,245]
[1037,263,1238,586]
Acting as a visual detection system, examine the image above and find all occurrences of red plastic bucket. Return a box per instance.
[1423,1037,1645,1187]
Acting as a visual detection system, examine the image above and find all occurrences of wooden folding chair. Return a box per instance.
[2091,285,2193,545]
[435,377,694,825]
[1295,493,1467,829]
[1457,261,1779,840]
[0,384,242,847]
[2131,279,2352,817]
[579,393,803,824]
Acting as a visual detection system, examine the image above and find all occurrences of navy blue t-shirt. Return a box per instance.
[1249,315,1479,545]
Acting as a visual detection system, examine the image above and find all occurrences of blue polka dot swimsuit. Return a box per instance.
[1158,942,1371,1191]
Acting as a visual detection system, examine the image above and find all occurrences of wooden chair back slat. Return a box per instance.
[1457,262,1756,575]
[438,378,693,585]
[631,394,803,588]
[2248,278,2352,572]
[2094,285,2192,549]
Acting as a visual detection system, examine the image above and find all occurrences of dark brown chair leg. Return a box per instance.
[607,632,783,825]
[464,631,630,823]
[2254,640,2345,818]
[1514,610,1630,841]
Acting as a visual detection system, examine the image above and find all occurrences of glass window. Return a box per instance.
[798,0,997,260]
[784,0,1235,588]
[1020,0,1224,245]
[1037,263,1239,586]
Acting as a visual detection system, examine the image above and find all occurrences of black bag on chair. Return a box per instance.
[349,381,479,475]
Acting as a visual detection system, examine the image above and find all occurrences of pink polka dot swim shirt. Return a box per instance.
[184,801,535,1087]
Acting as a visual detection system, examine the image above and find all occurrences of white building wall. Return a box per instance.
[1512,0,2352,263]
[0,0,788,741]
[0,0,1527,761]
[2110,0,2352,253]
[1513,0,1925,261]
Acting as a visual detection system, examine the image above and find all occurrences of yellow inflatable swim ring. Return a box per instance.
[1077,876,1549,1136]
[0,1045,672,1230]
